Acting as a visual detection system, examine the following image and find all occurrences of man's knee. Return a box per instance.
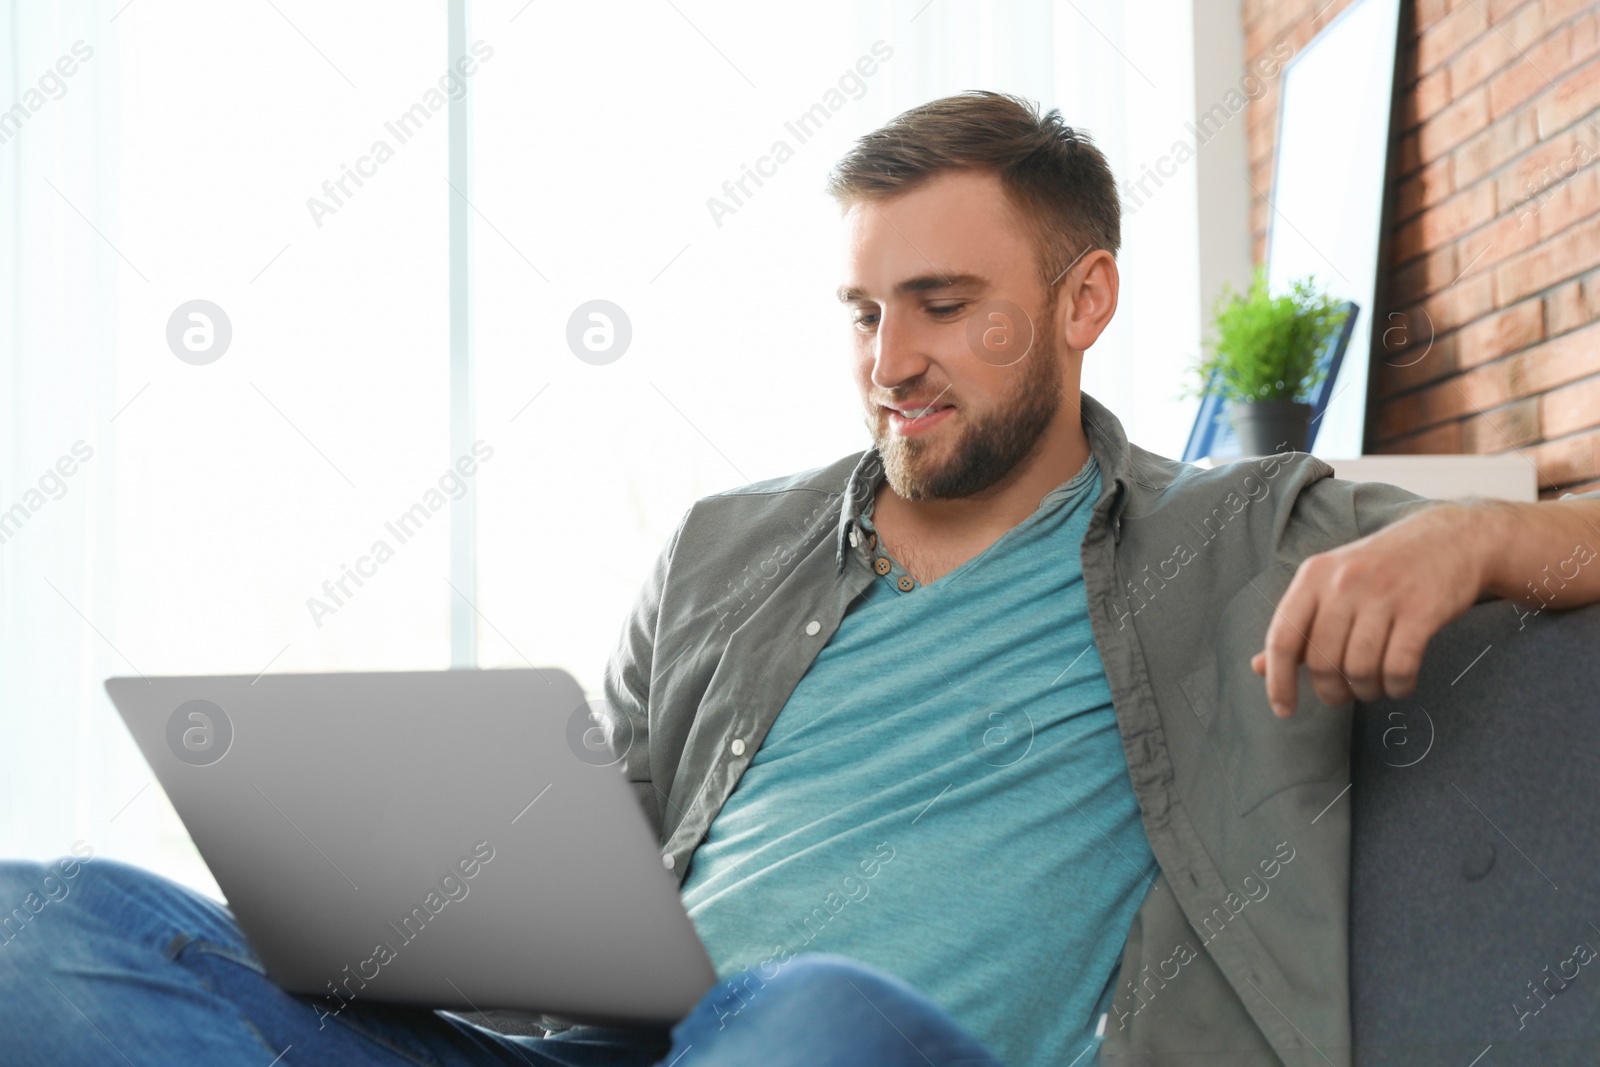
[706,953,917,1029]
[0,856,95,949]
[678,954,1001,1066]
[0,855,179,951]
[0,861,48,947]
[764,953,903,999]
[50,855,170,901]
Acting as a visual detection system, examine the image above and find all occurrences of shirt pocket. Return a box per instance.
[1178,560,1350,817]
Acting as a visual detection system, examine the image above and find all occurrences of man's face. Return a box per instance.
[838,169,1067,501]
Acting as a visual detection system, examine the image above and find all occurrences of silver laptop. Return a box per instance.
[104,668,716,1027]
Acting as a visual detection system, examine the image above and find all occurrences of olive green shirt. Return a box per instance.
[603,391,1446,1065]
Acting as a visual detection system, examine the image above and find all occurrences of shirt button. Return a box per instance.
[896,575,914,592]
[662,854,675,870]
[867,533,877,550]
[805,620,821,636]
[873,557,892,575]
[730,738,746,756]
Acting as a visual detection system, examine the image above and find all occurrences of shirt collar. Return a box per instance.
[833,390,1138,572]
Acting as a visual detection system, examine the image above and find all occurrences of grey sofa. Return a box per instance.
[464,598,1600,1058]
[1353,597,1600,1064]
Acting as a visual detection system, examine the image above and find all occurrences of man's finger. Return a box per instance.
[1304,600,1357,707]
[1263,578,1318,717]
[1381,620,1433,700]
[1342,609,1395,703]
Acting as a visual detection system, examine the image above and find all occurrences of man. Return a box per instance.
[4,91,1598,1067]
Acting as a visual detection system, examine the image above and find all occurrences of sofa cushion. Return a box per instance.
[1352,597,1600,1065]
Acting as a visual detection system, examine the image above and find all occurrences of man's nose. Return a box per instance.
[870,312,931,390]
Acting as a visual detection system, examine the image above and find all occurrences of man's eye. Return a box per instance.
[852,311,880,329]
[928,303,966,317]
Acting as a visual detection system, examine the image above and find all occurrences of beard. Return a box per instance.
[869,326,1064,502]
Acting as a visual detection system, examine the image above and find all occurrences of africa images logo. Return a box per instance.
[165,699,233,767]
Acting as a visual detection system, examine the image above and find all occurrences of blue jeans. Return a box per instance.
[0,857,1004,1066]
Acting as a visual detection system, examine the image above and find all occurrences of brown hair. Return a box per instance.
[825,90,1120,289]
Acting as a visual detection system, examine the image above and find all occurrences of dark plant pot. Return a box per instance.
[1228,398,1312,456]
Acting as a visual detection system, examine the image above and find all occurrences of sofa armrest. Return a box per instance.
[1351,598,1600,1064]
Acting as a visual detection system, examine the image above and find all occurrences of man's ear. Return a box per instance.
[1058,249,1119,352]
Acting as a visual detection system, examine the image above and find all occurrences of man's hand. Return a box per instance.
[1250,495,1600,717]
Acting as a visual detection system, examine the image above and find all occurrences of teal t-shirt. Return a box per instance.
[679,456,1157,1067]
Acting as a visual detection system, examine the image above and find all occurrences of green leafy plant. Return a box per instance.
[1187,269,1348,404]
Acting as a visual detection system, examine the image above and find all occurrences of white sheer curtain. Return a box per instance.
[1,0,128,873]
[469,0,1203,695]
[2,2,454,896]
[2,0,1202,896]
[855,0,1204,457]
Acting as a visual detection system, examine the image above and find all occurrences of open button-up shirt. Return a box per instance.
[604,391,1452,1065]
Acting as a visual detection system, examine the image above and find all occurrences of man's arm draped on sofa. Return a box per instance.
[1254,491,1600,715]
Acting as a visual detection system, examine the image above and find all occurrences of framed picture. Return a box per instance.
[1188,0,1404,462]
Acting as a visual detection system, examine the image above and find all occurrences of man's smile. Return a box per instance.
[884,401,956,435]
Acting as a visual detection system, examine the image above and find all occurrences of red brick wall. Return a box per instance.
[1244,0,1600,498]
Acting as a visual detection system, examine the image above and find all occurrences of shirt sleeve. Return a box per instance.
[1301,473,1600,545]
[1283,472,1600,609]
[601,507,692,842]
[1275,470,1444,561]
[1346,476,1447,541]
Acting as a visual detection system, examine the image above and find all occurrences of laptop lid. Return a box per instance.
[104,667,716,1027]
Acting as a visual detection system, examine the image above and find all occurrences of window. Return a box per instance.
[2,0,1202,895]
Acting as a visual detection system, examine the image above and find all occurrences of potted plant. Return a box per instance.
[1189,268,1349,457]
